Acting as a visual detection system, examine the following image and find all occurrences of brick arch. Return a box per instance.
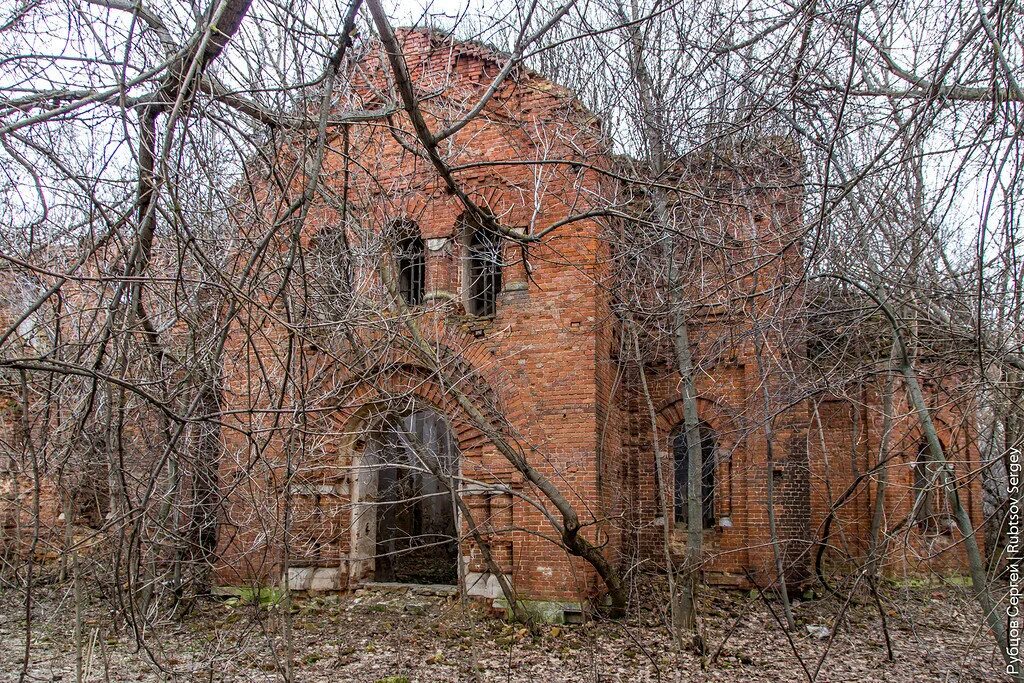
[926,413,970,453]
[654,396,733,440]
[332,324,515,427]
[335,361,490,585]
[331,362,488,460]
[895,411,977,502]
[653,396,739,528]
[466,183,527,226]
[361,196,435,237]
[892,412,969,467]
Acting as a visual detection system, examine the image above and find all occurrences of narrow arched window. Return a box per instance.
[464,218,502,317]
[672,422,716,528]
[913,439,949,533]
[395,222,425,306]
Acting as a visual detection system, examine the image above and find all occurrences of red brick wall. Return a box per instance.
[0,32,987,604]
[215,30,988,604]
[810,377,986,578]
[217,29,616,602]
[617,144,813,587]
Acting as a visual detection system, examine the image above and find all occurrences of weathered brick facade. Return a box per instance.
[213,29,986,606]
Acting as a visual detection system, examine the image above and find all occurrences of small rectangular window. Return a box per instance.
[463,217,502,317]
[673,423,716,528]
[394,222,425,306]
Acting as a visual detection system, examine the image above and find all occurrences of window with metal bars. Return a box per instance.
[672,422,716,528]
[464,218,502,317]
[395,223,424,306]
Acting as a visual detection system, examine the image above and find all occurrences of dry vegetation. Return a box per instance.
[0,581,1004,682]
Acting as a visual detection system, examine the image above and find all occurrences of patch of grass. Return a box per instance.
[940,575,973,587]
[886,575,973,589]
[219,586,285,609]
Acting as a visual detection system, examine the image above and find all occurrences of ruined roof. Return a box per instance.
[384,29,801,182]
[394,26,592,117]
[396,26,515,70]
[617,135,801,176]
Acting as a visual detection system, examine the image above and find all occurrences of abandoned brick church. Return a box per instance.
[0,26,978,612]
[206,28,987,614]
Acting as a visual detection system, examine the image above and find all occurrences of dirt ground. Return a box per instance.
[0,581,1007,682]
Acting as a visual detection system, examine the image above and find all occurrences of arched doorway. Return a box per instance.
[357,408,460,585]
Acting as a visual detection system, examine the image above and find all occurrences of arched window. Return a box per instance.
[395,222,424,306]
[912,439,950,533]
[463,217,502,317]
[672,422,716,528]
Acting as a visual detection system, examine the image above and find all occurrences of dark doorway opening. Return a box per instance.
[373,409,459,585]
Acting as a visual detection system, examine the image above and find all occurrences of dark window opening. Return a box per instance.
[673,422,716,528]
[395,224,425,306]
[913,439,950,534]
[465,220,502,317]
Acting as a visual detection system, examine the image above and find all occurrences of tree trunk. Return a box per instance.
[633,323,684,645]
[753,331,795,630]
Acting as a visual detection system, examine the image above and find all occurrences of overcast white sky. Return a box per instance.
[0,0,1015,259]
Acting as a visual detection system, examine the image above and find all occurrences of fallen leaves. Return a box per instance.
[0,583,1004,682]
